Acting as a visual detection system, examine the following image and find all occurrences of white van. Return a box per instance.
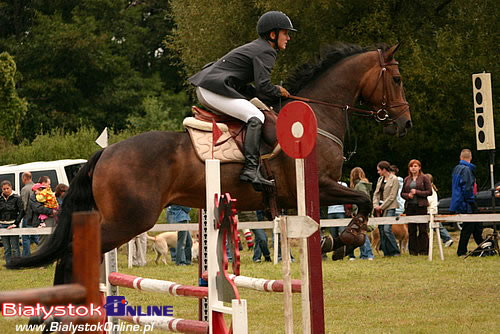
[0,159,87,194]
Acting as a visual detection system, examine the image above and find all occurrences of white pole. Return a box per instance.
[279,216,294,334]
[206,159,221,334]
[428,215,434,261]
[295,158,311,334]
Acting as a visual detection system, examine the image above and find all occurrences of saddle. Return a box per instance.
[183,99,280,163]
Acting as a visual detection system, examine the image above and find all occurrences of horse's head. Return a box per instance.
[360,43,412,137]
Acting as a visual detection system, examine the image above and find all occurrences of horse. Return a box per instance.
[7,43,411,283]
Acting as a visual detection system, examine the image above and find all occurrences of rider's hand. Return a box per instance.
[277,85,290,98]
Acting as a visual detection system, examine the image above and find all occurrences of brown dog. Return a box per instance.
[370,224,409,254]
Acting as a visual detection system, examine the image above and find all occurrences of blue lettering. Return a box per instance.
[125,306,137,316]
[151,306,162,316]
[105,296,126,316]
[138,306,148,316]
[163,305,174,316]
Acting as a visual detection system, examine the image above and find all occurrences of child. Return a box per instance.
[32,183,58,227]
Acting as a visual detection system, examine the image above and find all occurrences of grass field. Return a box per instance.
[0,231,499,334]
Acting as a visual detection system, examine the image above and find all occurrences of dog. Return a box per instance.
[147,232,178,264]
[191,239,199,262]
[370,223,409,254]
[147,231,199,264]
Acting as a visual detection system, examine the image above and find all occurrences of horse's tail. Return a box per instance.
[6,149,104,269]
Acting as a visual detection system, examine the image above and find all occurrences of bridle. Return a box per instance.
[289,49,410,123]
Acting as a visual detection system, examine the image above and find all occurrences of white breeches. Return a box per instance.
[196,87,265,123]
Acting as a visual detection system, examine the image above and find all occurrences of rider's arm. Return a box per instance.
[252,50,282,100]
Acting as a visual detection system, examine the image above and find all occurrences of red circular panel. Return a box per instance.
[276,101,317,158]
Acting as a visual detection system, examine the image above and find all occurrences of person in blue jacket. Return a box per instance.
[449,149,484,256]
[167,205,193,265]
[189,11,296,190]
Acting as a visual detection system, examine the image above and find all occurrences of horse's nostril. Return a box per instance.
[406,120,413,129]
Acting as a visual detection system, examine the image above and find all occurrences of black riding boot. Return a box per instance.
[240,117,274,189]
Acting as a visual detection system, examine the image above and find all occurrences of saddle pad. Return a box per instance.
[184,118,244,163]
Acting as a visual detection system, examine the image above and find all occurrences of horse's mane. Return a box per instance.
[286,43,388,94]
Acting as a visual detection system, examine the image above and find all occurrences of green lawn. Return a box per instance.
[0,231,499,334]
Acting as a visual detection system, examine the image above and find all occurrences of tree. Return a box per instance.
[169,0,498,196]
[0,0,186,140]
[0,52,27,142]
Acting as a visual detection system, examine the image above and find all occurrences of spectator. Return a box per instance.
[0,180,24,264]
[167,205,192,266]
[401,160,432,256]
[164,207,177,261]
[55,183,69,206]
[390,165,405,216]
[20,172,39,256]
[33,183,58,227]
[36,176,56,230]
[349,167,374,260]
[27,183,56,246]
[240,210,271,263]
[372,161,401,257]
[426,173,453,247]
[130,232,148,267]
[450,149,484,256]
[327,181,353,260]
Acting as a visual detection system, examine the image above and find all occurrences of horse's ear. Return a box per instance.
[384,42,401,61]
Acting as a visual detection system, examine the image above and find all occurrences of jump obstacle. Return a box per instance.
[0,212,102,333]
[103,101,327,333]
[103,160,303,334]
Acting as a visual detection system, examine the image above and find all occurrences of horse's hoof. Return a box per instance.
[320,235,334,253]
[339,230,366,248]
[332,246,345,261]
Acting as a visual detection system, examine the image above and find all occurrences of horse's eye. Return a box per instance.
[393,76,401,85]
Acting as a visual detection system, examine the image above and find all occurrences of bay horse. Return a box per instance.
[7,43,411,282]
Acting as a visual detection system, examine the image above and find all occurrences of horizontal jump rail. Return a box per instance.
[108,272,207,298]
[140,213,500,233]
[201,272,301,293]
[0,284,86,307]
[118,315,209,334]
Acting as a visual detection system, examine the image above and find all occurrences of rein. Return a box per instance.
[288,95,376,118]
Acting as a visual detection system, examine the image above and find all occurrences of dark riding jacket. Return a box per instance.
[25,192,53,227]
[188,38,282,102]
[0,193,24,227]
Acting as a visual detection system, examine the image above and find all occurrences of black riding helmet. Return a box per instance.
[257,11,297,48]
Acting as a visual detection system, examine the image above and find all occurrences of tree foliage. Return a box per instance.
[169,0,498,196]
[0,52,27,142]
[0,1,497,197]
[0,0,187,140]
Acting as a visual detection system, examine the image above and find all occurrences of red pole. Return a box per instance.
[304,146,325,333]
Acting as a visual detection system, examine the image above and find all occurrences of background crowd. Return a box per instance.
[2,148,494,266]
[0,172,68,264]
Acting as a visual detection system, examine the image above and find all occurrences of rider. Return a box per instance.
[188,11,296,190]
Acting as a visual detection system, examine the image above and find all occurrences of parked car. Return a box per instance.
[438,181,500,230]
[0,159,87,194]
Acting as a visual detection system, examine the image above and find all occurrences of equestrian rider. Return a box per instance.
[188,11,296,190]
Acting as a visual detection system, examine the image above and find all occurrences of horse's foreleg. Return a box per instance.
[319,181,373,253]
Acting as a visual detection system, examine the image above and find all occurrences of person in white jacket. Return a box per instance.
[426,174,453,247]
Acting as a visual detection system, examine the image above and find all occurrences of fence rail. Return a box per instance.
[0,214,498,237]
